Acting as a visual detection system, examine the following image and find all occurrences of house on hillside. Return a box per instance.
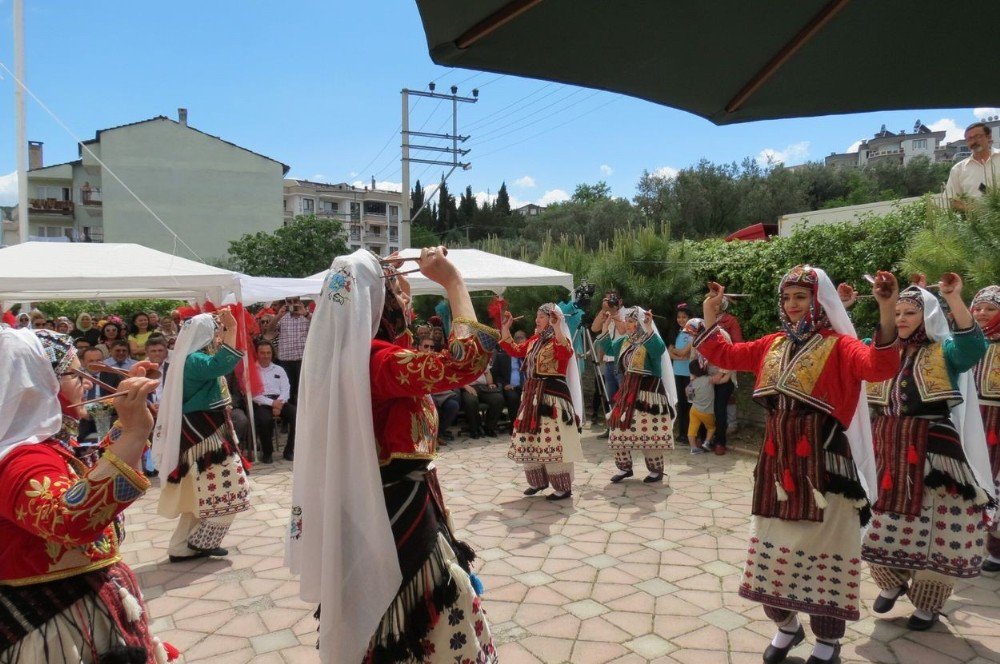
[6,110,289,261]
[824,118,1000,169]
[514,203,545,217]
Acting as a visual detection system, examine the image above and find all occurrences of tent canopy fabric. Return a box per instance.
[414,0,999,125]
[310,248,574,296]
[231,274,326,306]
[0,242,240,303]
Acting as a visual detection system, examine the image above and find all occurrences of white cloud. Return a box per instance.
[311,173,327,181]
[845,139,862,153]
[650,166,678,180]
[351,179,402,192]
[538,189,570,206]
[927,118,964,144]
[974,108,1000,120]
[0,171,17,206]
[513,175,536,188]
[348,171,358,178]
[599,164,614,176]
[757,141,810,166]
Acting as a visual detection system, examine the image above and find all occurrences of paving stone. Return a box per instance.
[625,633,676,658]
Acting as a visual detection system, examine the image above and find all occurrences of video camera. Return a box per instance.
[573,279,596,308]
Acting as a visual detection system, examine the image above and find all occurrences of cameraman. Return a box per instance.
[591,290,625,435]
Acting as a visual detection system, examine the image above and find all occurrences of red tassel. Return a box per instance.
[906,444,919,465]
[426,591,440,626]
[989,430,999,447]
[781,468,796,493]
[795,434,810,457]
[163,642,180,662]
[764,436,776,457]
[552,404,559,419]
[881,471,893,491]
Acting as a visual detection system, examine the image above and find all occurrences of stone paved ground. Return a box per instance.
[125,430,1000,664]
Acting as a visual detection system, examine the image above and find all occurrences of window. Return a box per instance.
[389,246,398,253]
[36,185,69,200]
[302,198,314,212]
[350,244,361,251]
[283,199,287,210]
[37,225,69,238]
[350,202,361,220]
[364,201,387,215]
[321,201,339,213]
[912,139,927,150]
[388,205,399,222]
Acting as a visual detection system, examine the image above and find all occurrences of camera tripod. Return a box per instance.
[571,326,614,422]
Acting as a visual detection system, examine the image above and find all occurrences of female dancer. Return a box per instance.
[500,304,584,501]
[596,307,675,484]
[0,328,174,663]
[153,308,251,562]
[862,275,994,630]
[696,266,900,664]
[287,247,497,663]
[971,284,1000,572]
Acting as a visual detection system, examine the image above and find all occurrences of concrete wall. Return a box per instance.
[778,195,942,237]
[98,119,284,262]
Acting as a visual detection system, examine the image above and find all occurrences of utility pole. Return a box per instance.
[399,84,477,249]
[14,0,29,244]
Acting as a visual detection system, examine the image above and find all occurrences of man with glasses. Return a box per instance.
[947,121,1000,211]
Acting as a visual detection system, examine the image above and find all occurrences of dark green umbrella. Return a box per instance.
[415,0,999,125]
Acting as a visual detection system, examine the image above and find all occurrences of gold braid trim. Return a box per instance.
[101,450,151,492]
[451,317,500,341]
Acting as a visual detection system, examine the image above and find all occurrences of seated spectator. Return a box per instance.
[77,346,112,442]
[492,334,524,426]
[72,311,102,346]
[54,316,74,335]
[148,311,161,330]
[157,316,178,348]
[96,320,125,357]
[416,337,460,445]
[128,311,153,360]
[224,372,253,457]
[100,340,137,390]
[73,336,93,354]
[15,312,30,328]
[460,367,506,438]
[252,341,296,463]
[29,309,46,329]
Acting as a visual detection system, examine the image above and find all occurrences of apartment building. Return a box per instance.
[283,178,404,256]
[825,118,1000,168]
[6,110,289,261]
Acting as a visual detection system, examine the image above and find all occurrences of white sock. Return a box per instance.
[913,608,934,621]
[811,640,838,661]
[878,585,904,600]
[770,617,800,648]
[989,555,1000,564]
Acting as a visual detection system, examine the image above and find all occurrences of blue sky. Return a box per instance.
[1,0,996,210]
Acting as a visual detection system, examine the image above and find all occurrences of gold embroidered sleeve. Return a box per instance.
[372,328,499,399]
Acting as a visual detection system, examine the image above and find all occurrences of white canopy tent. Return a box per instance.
[231,274,325,306]
[0,242,241,304]
[309,248,575,296]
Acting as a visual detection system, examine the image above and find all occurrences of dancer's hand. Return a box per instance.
[939,272,963,298]
[837,283,857,308]
[703,282,725,327]
[909,272,928,288]
[417,246,459,287]
[872,271,898,305]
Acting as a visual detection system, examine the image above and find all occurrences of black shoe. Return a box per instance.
[762,624,805,664]
[442,431,455,441]
[282,451,294,461]
[545,491,572,501]
[906,611,939,631]
[872,583,907,614]
[643,472,664,483]
[261,455,273,464]
[483,427,498,437]
[610,470,633,483]
[437,438,448,447]
[144,469,158,477]
[805,640,841,664]
[983,558,1000,572]
[523,486,545,496]
[168,547,227,563]
[597,429,610,439]
[467,429,482,439]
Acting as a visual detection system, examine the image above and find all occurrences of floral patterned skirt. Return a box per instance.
[507,407,583,465]
[739,495,863,621]
[608,411,674,452]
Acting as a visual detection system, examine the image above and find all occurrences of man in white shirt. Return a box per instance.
[947,122,1000,211]
[252,341,296,463]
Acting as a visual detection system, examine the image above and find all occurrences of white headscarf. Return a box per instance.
[910,286,995,500]
[811,267,880,503]
[285,250,401,664]
[151,313,218,486]
[625,306,677,407]
[0,327,62,461]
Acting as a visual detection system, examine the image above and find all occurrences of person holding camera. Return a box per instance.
[947,122,1000,212]
[591,290,626,435]
[275,297,310,404]
[501,304,584,500]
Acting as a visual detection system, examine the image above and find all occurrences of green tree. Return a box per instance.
[572,181,612,204]
[411,179,433,226]
[495,182,512,216]
[228,214,348,277]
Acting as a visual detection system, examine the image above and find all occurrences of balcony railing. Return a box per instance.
[79,187,102,205]
[365,233,387,243]
[29,199,74,215]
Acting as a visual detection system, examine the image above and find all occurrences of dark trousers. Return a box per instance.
[674,375,691,444]
[230,406,252,454]
[713,380,735,446]
[502,386,522,424]
[252,401,297,458]
[436,394,461,434]
[460,387,505,434]
[281,359,303,404]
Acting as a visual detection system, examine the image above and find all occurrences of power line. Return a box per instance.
[472,88,598,145]
[465,82,558,131]
[476,95,621,160]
